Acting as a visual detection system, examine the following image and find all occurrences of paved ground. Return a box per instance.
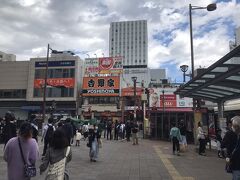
[0,138,231,180]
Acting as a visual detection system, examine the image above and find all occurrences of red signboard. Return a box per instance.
[99,57,114,70]
[122,87,143,96]
[160,94,177,107]
[34,78,75,88]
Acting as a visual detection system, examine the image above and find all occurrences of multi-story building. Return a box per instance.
[0,51,16,61]
[109,20,148,67]
[81,57,121,122]
[0,51,84,120]
[109,20,149,89]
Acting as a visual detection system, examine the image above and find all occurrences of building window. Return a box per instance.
[35,68,75,79]
[0,89,26,99]
[33,88,74,97]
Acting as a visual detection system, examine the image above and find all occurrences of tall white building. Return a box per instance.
[109,20,148,67]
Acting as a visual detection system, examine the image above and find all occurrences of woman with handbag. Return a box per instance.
[88,124,101,162]
[40,129,72,180]
[4,122,39,180]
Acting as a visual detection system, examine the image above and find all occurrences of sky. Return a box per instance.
[0,0,240,82]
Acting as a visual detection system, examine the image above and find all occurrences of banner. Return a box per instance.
[122,87,143,96]
[34,78,75,88]
[84,58,99,76]
[82,76,120,96]
[149,88,192,108]
[160,94,177,107]
[98,57,123,74]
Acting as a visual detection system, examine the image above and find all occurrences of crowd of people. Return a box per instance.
[1,111,240,180]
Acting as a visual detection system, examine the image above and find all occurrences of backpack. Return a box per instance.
[45,125,54,141]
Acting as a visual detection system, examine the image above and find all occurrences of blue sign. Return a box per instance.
[35,60,75,67]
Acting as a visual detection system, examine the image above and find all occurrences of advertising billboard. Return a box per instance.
[34,78,75,88]
[84,57,123,76]
[82,76,120,96]
[99,57,123,74]
[149,88,192,108]
[122,87,143,96]
[84,58,99,76]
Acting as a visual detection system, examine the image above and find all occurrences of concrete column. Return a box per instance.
[217,101,224,119]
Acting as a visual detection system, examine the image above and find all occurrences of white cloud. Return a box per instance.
[0,0,239,81]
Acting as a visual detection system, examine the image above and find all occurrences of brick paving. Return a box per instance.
[0,138,231,180]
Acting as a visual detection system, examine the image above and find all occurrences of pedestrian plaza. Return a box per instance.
[0,138,231,180]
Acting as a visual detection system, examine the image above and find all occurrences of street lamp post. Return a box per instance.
[189,3,217,78]
[161,89,165,138]
[42,44,60,122]
[180,65,189,82]
[132,76,137,122]
[42,44,50,122]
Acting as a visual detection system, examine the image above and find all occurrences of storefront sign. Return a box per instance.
[122,87,143,96]
[34,78,75,88]
[160,94,177,107]
[35,60,75,67]
[149,88,192,108]
[82,76,120,96]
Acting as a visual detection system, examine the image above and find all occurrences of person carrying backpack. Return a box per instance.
[29,114,39,142]
[42,117,55,156]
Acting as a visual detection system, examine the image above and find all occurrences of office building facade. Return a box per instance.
[109,20,148,67]
[0,52,84,120]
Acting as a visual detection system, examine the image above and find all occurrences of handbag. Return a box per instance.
[46,146,71,180]
[225,162,232,173]
[18,137,37,177]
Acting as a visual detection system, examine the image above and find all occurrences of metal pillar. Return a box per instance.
[189,4,195,78]
[42,44,50,122]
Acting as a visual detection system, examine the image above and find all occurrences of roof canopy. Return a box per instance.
[175,45,240,103]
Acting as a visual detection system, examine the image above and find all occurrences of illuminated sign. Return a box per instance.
[82,76,120,96]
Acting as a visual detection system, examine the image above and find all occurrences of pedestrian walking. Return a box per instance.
[82,123,89,140]
[125,121,131,142]
[114,120,120,140]
[224,116,240,180]
[75,130,82,146]
[179,120,187,152]
[120,122,125,140]
[216,129,225,158]
[40,129,72,180]
[41,117,55,156]
[2,111,17,148]
[132,121,139,145]
[29,114,39,142]
[197,122,206,156]
[221,119,238,164]
[170,122,182,156]
[4,122,39,180]
[62,118,74,145]
[88,124,101,162]
[107,120,113,140]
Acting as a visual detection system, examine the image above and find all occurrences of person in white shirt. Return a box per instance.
[75,130,82,146]
[197,122,206,156]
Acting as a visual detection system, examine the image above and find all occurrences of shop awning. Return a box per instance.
[175,45,240,103]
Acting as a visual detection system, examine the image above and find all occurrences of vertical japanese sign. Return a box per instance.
[82,76,120,96]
